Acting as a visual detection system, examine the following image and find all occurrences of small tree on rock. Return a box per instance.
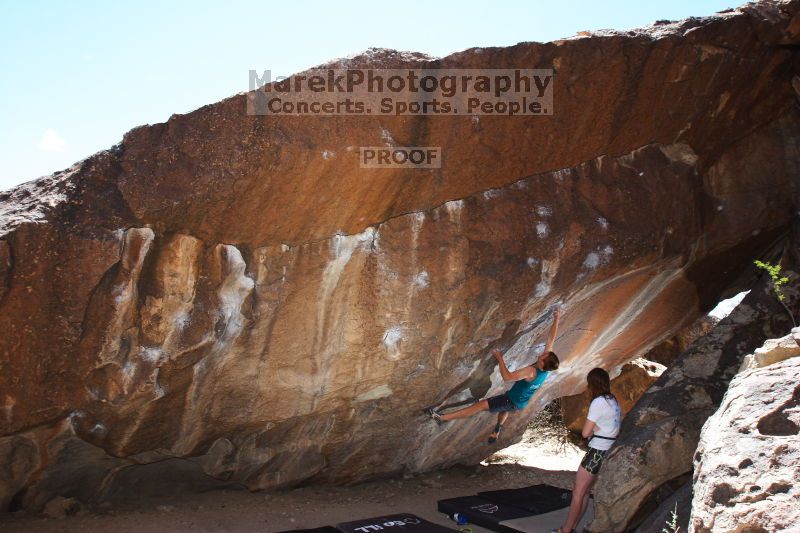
[754,260,796,327]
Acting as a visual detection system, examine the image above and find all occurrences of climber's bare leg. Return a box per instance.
[561,465,596,532]
[440,400,489,421]
[490,411,510,439]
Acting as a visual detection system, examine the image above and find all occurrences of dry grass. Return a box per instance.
[524,398,584,453]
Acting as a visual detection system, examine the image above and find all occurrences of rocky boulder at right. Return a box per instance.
[690,331,800,532]
[590,260,800,531]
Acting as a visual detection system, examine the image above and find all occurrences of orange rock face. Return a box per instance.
[2,1,800,511]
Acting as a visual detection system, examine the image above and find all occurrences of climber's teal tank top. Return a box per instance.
[506,369,549,408]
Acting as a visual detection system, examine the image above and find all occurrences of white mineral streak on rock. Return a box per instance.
[474,301,501,342]
[152,368,166,399]
[68,410,87,422]
[396,213,425,324]
[380,127,395,146]
[99,228,155,365]
[536,222,549,238]
[535,258,559,298]
[216,245,255,345]
[303,228,379,406]
[659,142,699,166]
[120,361,136,392]
[315,229,375,354]
[436,322,457,370]
[173,309,190,331]
[354,384,393,403]
[581,266,683,360]
[410,212,424,239]
[175,243,254,453]
[444,199,463,228]
[552,168,572,182]
[138,346,166,364]
[584,252,600,270]
[442,201,468,301]
[383,326,403,360]
[583,245,614,270]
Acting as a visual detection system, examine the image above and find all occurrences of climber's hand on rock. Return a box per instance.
[491,349,503,360]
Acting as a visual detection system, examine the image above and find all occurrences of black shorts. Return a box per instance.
[487,393,519,413]
[580,447,609,475]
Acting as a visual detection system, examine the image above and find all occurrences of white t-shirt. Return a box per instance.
[587,395,621,450]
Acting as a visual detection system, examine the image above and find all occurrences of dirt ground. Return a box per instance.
[1,429,585,533]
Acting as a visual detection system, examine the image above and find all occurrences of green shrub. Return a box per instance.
[754,260,796,327]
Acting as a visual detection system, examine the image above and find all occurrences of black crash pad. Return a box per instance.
[279,526,341,533]
[437,495,532,532]
[336,513,458,533]
[477,484,571,515]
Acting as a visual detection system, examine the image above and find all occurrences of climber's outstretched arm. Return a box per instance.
[491,349,535,382]
[544,307,562,353]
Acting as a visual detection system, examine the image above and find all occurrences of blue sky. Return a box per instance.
[0,0,736,191]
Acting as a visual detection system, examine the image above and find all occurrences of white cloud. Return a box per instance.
[38,129,66,152]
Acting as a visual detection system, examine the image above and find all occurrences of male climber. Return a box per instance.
[427,308,561,443]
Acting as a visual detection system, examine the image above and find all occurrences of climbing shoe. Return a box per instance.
[488,423,503,444]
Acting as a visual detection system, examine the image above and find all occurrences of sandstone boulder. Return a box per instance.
[2,1,800,512]
[690,353,800,532]
[590,266,800,532]
[561,358,665,433]
[739,327,800,371]
[41,496,82,520]
[642,316,717,367]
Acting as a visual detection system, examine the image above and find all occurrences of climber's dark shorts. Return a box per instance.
[580,447,609,475]
[487,393,519,413]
